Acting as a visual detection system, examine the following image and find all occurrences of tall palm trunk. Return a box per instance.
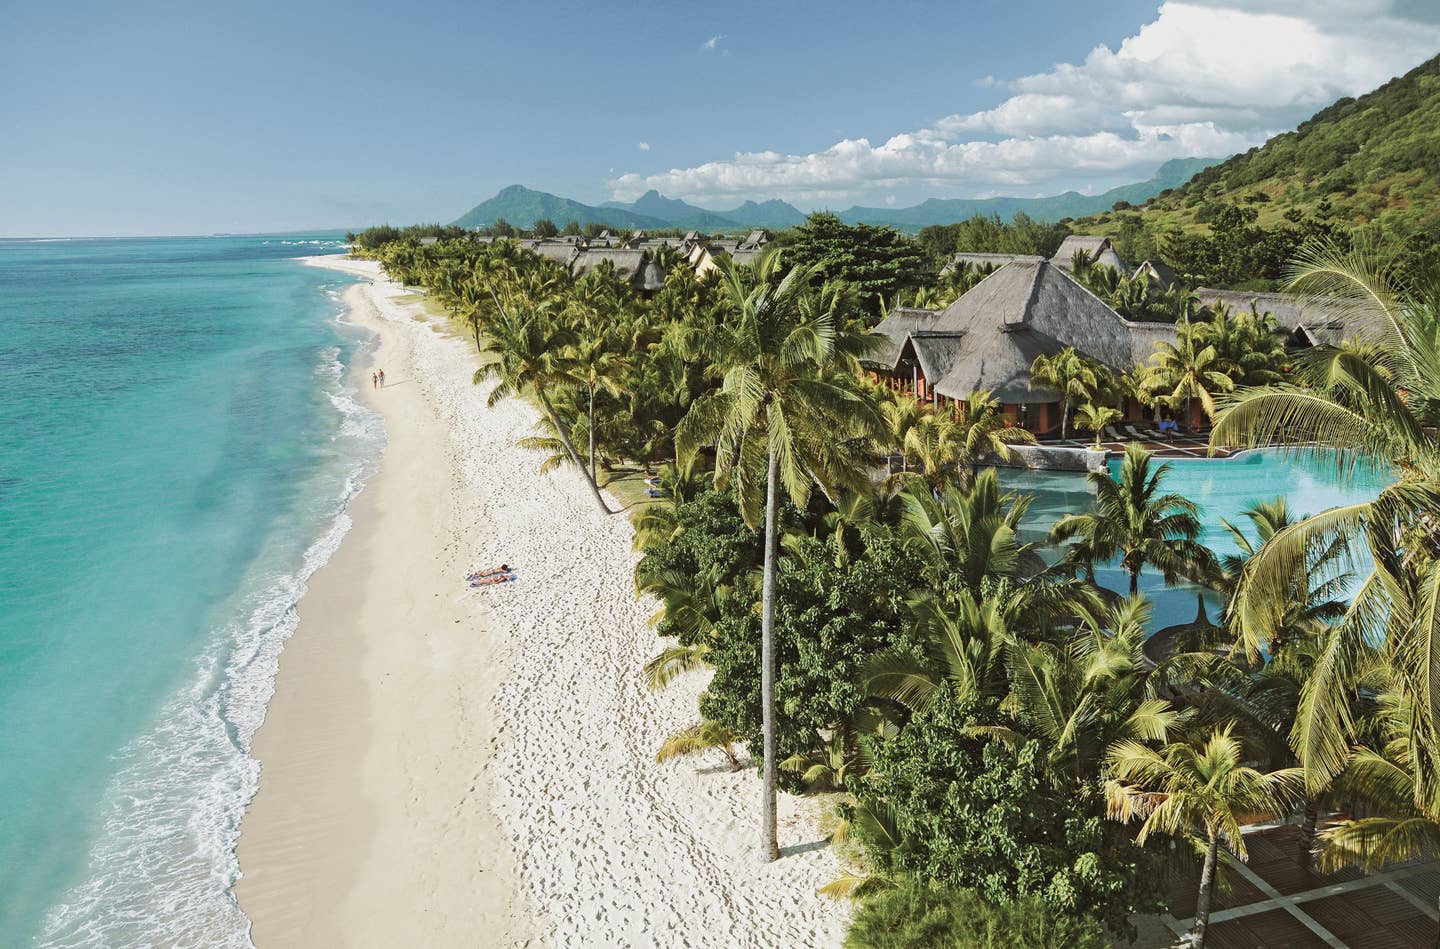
[1298,799,1318,870]
[538,390,611,515]
[587,383,597,482]
[759,442,780,862]
[1129,565,1141,596]
[1061,397,1069,441]
[1193,831,1219,948]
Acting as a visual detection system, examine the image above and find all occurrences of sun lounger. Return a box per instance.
[1123,425,1146,440]
[1103,426,1121,440]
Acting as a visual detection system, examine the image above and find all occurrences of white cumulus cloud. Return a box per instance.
[637,141,651,151]
[701,34,726,52]
[612,1,1440,204]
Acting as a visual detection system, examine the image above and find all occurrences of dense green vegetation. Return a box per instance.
[843,883,1108,948]
[775,213,932,319]
[361,225,1440,947]
[1075,54,1440,288]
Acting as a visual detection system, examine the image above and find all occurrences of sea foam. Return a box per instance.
[37,298,383,948]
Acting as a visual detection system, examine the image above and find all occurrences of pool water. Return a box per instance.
[1001,449,1391,630]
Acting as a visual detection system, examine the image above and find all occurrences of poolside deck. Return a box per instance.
[1149,823,1439,947]
[1035,433,1236,460]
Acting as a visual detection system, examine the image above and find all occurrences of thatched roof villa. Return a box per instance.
[1052,235,1129,273]
[940,236,1131,281]
[869,258,1174,434]
[570,247,666,292]
[1195,288,1375,348]
[940,252,1029,275]
[1133,259,1178,289]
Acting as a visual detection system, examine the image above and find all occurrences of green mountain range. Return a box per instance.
[451,158,1223,233]
[834,158,1220,228]
[1079,53,1440,238]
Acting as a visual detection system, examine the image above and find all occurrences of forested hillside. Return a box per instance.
[1073,53,1440,288]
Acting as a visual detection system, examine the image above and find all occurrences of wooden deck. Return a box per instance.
[1151,824,1439,948]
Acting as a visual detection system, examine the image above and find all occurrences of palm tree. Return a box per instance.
[1141,324,1235,428]
[1210,240,1440,795]
[1007,596,1183,782]
[675,247,882,861]
[878,392,924,474]
[1051,444,1216,595]
[566,333,630,480]
[1216,498,1349,658]
[474,305,613,515]
[899,411,963,492]
[896,469,1042,594]
[635,561,732,688]
[1321,690,1440,943]
[948,390,1036,491]
[656,720,745,772]
[1030,347,1100,440]
[1204,305,1287,389]
[1106,725,1303,948]
[864,587,1022,713]
[1208,497,1350,865]
[1075,402,1120,448]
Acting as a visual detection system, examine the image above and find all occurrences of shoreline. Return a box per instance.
[237,254,850,947]
[235,268,537,946]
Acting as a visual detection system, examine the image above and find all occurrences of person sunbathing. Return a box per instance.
[467,564,510,580]
[471,573,514,588]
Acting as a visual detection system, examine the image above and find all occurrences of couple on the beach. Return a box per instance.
[469,564,513,588]
[371,368,386,388]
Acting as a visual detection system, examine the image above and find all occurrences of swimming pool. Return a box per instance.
[1001,449,1392,630]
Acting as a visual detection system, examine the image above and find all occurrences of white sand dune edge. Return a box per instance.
[303,256,850,948]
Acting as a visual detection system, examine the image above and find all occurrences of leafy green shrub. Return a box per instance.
[852,689,1160,935]
[844,883,1108,949]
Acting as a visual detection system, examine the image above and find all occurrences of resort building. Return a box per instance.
[1133,258,1178,289]
[1196,288,1368,349]
[570,247,666,292]
[941,236,1133,279]
[689,231,769,276]
[1051,235,1129,273]
[869,258,1175,434]
[940,251,1028,275]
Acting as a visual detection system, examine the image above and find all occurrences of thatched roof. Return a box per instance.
[871,260,1178,402]
[906,333,968,384]
[1134,259,1177,289]
[739,229,770,250]
[1195,288,1377,347]
[1052,235,1128,274]
[871,307,943,369]
[728,247,765,268]
[528,242,581,266]
[940,252,1036,275]
[570,248,665,292]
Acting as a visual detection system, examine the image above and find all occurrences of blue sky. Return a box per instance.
[3,1,1438,237]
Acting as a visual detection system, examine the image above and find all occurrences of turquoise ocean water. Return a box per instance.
[0,236,381,945]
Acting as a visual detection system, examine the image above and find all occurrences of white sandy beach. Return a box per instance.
[235,255,849,947]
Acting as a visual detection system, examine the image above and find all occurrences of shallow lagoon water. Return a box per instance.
[0,236,380,945]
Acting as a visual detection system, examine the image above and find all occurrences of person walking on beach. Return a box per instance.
[379,369,386,387]
[372,371,378,389]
